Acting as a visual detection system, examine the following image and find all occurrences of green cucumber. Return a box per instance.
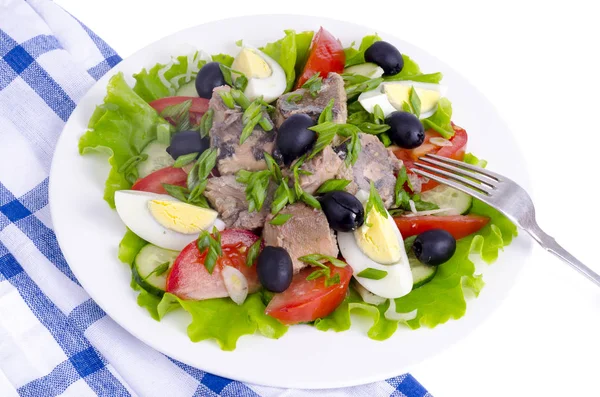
[175,81,199,97]
[137,140,174,178]
[132,244,179,296]
[344,62,384,79]
[409,256,437,288]
[419,185,472,215]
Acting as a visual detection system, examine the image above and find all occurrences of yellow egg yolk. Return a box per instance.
[231,48,272,79]
[355,209,401,265]
[384,84,441,115]
[148,200,217,235]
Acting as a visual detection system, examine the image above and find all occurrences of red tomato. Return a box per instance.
[265,263,353,324]
[295,27,345,89]
[166,229,263,301]
[131,167,187,194]
[394,215,490,240]
[394,125,468,192]
[149,96,209,125]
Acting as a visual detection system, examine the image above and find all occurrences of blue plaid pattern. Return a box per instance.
[0,1,432,396]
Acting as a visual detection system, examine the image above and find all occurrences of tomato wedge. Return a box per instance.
[149,96,209,125]
[166,229,263,301]
[295,27,345,89]
[131,166,187,194]
[265,263,353,324]
[394,125,468,192]
[394,215,490,240]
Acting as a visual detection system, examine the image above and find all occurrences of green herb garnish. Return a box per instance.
[318,98,335,124]
[409,86,421,118]
[118,154,148,184]
[197,227,223,274]
[373,104,385,124]
[219,91,236,109]
[299,254,346,284]
[263,152,283,182]
[286,93,304,103]
[173,152,199,168]
[345,77,383,100]
[365,181,388,221]
[394,166,410,208]
[299,254,346,268]
[162,183,190,202]
[246,238,262,267]
[357,268,388,280]
[357,122,390,135]
[199,109,214,138]
[308,122,338,160]
[301,191,321,210]
[146,262,170,279]
[270,213,293,225]
[160,99,193,131]
[324,273,341,287]
[316,179,351,194]
[234,75,248,91]
[236,169,271,212]
[380,132,392,147]
[302,72,323,97]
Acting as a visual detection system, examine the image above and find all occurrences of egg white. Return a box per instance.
[338,208,413,299]
[114,190,224,251]
[358,81,448,119]
[239,47,287,103]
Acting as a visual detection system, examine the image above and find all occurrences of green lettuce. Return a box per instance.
[294,31,315,80]
[79,73,171,208]
[261,30,314,92]
[422,97,454,139]
[211,53,234,67]
[344,34,443,83]
[118,229,147,266]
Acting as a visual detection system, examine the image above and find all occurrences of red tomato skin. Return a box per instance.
[265,264,353,325]
[394,125,469,192]
[166,229,262,301]
[394,215,490,240]
[295,27,345,89]
[131,167,187,194]
[149,96,209,126]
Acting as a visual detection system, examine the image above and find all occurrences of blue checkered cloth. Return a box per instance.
[0,1,432,396]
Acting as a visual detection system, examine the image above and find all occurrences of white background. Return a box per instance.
[52,0,600,396]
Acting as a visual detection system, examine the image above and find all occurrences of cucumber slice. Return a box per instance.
[137,141,175,178]
[133,244,179,296]
[409,256,437,288]
[419,185,472,215]
[344,62,384,79]
[175,81,199,97]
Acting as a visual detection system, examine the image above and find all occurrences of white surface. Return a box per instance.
[51,1,600,395]
[49,15,532,389]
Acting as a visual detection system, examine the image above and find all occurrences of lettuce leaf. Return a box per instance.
[133,52,208,102]
[260,30,314,92]
[422,97,454,139]
[176,293,287,351]
[294,30,315,80]
[211,53,234,67]
[395,198,518,329]
[79,73,171,208]
[118,229,147,266]
[344,34,382,67]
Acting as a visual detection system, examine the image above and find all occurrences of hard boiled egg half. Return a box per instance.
[231,47,286,103]
[337,192,413,299]
[358,81,448,119]
[115,190,225,251]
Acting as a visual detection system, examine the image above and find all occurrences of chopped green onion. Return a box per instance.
[365,181,388,221]
[264,152,282,182]
[199,109,214,138]
[162,183,189,202]
[246,238,262,267]
[357,268,388,280]
[324,273,341,287]
[301,72,323,97]
[358,122,390,135]
[409,86,421,118]
[308,122,338,160]
[286,93,304,103]
[219,91,236,109]
[373,104,385,124]
[269,213,292,226]
[146,262,170,279]
[316,179,351,194]
[173,152,199,168]
[156,123,172,145]
[318,98,335,124]
[301,192,321,210]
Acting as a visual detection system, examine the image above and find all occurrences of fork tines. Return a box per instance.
[412,154,501,198]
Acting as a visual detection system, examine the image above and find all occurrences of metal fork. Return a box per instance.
[412,153,600,287]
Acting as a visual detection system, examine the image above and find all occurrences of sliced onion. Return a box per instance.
[384,299,418,322]
[222,265,248,305]
[409,200,417,214]
[403,208,458,217]
[407,173,423,193]
[354,282,386,305]
[212,218,226,231]
[430,137,453,147]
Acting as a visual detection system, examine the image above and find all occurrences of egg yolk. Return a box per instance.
[232,48,272,79]
[355,209,401,265]
[148,200,217,235]
[384,84,441,115]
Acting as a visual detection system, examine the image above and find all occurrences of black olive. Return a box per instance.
[320,191,365,232]
[364,41,404,76]
[412,229,457,266]
[386,111,424,149]
[166,130,210,160]
[195,62,227,99]
[275,114,317,165]
[257,246,294,293]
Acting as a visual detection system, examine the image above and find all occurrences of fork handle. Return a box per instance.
[526,224,600,287]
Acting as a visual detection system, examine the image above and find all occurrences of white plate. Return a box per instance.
[49,15,532,389]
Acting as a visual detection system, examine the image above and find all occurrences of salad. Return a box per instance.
[79,27,517,350]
